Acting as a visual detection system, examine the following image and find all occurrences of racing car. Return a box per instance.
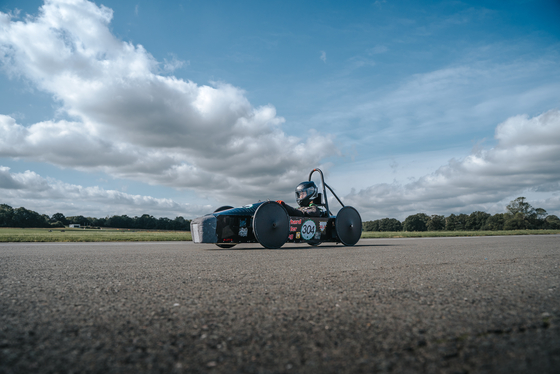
[190,168,362,249]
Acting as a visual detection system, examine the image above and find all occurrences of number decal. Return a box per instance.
[301,220,316,241]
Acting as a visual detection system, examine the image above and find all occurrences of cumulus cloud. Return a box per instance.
[0,0,335,203]
[0,166,211,218]
[343,110,560,219]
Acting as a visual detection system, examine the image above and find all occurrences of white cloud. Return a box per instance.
[343,110,560,220]
[369,44,389,54]
[320,50,326,63]
[162,54,187,74]
[0,0,336,204]
[0,166,212,218]
[310,54,560,150]
[347,56,376,69]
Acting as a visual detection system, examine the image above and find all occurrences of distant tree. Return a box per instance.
[172,216,190,231]
[156,217,172,230]
[544,215,560,229]
[527,208,548,229]
[445,214,458,231]
[363,218,402,232]
[379,218,402,232]
[455,214,469,231]
[51,212,68,225]
[403,213,429,232]
[483,213,505,231]
[535,208,548,220]
[12,207,49,228]
[466,211,491,231]
[362,221,378,232]
[506,197,534,217]
[106,215,133,228]
[503,197,550,230]
[68,215,92,226]
[444,213,470,231]
[427,215,445,231]
[504,212,529,230]
[138,214,157,229]
[92,217,106,227]
[0,204,14,227]
[122,215,134,228]
[0,205,193,230]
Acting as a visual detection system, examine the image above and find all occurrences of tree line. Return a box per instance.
[363,197,560,232]
[0,204,191,231]
[2,197,559,232]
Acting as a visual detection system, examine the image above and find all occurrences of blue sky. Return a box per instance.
[1,0,559,220]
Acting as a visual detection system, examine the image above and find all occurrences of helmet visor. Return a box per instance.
[297,190,308,200]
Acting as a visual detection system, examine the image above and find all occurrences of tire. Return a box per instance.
[335,206,362,246]
[214,206,236,249]
[253,201,290,249]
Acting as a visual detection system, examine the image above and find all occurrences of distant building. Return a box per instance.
[69,224,80,228]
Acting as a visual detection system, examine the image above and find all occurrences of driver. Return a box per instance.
[277,181,324,217]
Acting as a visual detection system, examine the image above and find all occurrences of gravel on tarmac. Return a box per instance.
[1,235,559,373]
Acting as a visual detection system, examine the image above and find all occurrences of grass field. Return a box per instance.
[0,227,559,243]
[361,229,560,238]
[0,228,192,242]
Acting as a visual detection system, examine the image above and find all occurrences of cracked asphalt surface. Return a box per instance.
[1,235,559,373]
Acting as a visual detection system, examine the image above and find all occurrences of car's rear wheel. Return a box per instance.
[214,206,236,249]
[335,206,362,246]
[253,201,290,249]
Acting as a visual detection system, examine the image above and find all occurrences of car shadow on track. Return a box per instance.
[207,243,395,251]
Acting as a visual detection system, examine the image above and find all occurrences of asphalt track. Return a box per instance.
[1,236,559,374]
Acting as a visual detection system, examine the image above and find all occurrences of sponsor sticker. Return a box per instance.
[290,219,302,225]
[314,232,321,239]
[319,222,327,232]
[296,232,301,239]
[301,220,316,241]
[290,226,297,232]
[288,234,294,240]
[238,227,248,237]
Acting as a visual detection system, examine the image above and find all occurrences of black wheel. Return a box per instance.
[253,201,290,249]
[214,206,236,249]
[335,206,362,246]
[307,241,321,246]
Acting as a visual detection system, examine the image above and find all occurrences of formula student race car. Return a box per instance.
[190,169,362,249]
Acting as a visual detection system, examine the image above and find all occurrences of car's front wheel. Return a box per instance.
[253,201,290,249]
